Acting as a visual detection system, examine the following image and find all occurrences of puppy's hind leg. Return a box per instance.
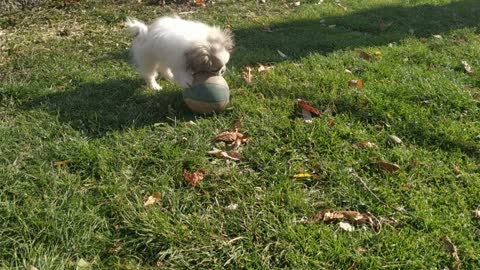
[136,56,162,90]
[157,65,174,81]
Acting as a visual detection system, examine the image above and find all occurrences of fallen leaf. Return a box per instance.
[221,151,242,161]
[257,64,274,73]
[356,246,367,253]
[294,1,301,6]
[293,173,312,179]
[379,21,393,31]
[195,0,205,6]
[53,160,71,167]
[242,66,252,84]
[28,266,38,270]
[374,51,382,56]
[441,235,460,261]
[339,222,355,232]
[345,68,352,74]
[301,109,313,123]
[277,50,288,59]
[215,131,240,143]
[144,192,161,207]
[348,79,363,88]
[297,99,322,116]
[375,161,401,172]
[358,51,374,61]
[473,209,480,220]
[76,259,90,269]
[263,26,275,33]
[461,60,473,74]
[225,203,238,210]
[387,135,403,144]
[328,24,336,28]
[433,34,443,39]
[309,209,395,232]
[336,2,347,10]
[357,141,377,149]
[183,169,207,187]
[215,130,249,147]
[453,166,463,176]
[242,66,252,83]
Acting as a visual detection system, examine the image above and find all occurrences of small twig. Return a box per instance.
[351,171,414,217]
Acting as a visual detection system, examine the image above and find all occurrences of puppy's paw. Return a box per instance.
[148,81,163,90]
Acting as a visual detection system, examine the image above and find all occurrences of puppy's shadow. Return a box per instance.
[27,79,196,137]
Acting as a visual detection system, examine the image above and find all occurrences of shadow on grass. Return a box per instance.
[27,79,196,137]
[232,0,480,65]
[230,0,480,157]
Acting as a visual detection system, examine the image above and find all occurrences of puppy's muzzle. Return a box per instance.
[217,66,226,76]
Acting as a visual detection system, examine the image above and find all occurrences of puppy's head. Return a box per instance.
[185,27,234,75]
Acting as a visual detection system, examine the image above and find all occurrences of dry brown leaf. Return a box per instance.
[215,131,240,143]
[441,235,460,261]
[358,51,374,61]
[379,21,393,32]
[348,79,363,88]
[387,135,402,144]
[143,192,161,207]
[221,151,242,161]
[297,99,322,116]
[375,161,401,172]
[183,169,207,187]
[257,64,274,73]
[195,0,205,6]
[358,141,377,149]
[215,130,249,147]
[242,66,252,84]
[309,209,395,232]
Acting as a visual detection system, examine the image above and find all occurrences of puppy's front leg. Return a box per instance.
[172,69,193,88]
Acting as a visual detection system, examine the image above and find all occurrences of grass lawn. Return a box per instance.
[1,0,480,268]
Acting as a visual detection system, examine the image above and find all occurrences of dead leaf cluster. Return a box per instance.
[308,209,396,232]
[183,169,207,187]
[242,64,275,84]
[295,99,323,123]
[374,161,401,172]
[208,118,250,161]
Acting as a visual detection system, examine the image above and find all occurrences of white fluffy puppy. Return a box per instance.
[126,16,234,90]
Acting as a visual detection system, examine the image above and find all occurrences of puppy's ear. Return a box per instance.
[222,28,235,52]
[185,43,213,73]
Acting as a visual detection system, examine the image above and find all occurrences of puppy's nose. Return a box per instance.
[218,66,226,76]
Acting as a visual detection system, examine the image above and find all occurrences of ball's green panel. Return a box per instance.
[182,83,230,103]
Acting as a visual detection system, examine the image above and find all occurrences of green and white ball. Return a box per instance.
[183,72,230,114]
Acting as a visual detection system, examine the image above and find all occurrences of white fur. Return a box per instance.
[126,16,233,90]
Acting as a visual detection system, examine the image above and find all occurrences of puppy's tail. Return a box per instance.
[126,17,148,40]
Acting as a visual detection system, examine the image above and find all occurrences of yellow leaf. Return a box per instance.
[293,173,312,179]
[143,192,161,207]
